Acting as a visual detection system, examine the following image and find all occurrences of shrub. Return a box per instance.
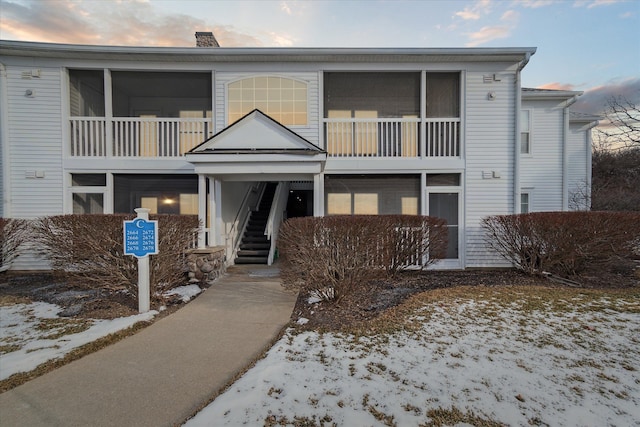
[35,214,200,306]
[482,211,640,277]
[0,218,31,270]
[278,215,448,302]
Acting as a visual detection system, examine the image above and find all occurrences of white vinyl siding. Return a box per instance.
[464,71,516,267]
[520,99,564,211]
[216,72,320,145]
[567,122,591,210]
[5,65,64,269]
[6,65,64,219]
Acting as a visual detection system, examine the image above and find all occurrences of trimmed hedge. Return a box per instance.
[482,211,640,277]
[35,214,200,306]
[278,215,448,302]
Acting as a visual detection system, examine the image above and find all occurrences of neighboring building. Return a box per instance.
[0,37,598,271]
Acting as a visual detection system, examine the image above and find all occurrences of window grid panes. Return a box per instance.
[521,110,531,154]
[521,193,530,214]
[228,77,307,125]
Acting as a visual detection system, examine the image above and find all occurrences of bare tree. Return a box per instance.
[595,96,639,151]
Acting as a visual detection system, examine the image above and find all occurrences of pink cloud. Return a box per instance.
[571,78,640,114]
[538,82,577,90]
[0,0,268,47]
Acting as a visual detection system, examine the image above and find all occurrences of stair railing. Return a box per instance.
[265,182,289,265]
[226,183,264,263]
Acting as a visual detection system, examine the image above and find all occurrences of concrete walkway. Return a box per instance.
[0,265,298,427]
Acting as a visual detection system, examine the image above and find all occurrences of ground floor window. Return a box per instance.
[71,173,106,214]
[324,174,420,215]
[520,190,531,214]
[114,174,198,214]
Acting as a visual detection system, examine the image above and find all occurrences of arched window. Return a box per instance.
[228,76,307,125]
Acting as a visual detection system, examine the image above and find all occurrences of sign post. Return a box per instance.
[124,208,158,313]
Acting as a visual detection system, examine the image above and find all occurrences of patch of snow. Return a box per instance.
[185,296,640,427]
[296,317,309,325]
[307,296,322,304]
[165,284,202,302]
[0,302,156,381]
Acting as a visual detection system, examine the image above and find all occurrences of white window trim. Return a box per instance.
[66,172,111,214]
[520,188,534,214]
[424,170,465,269]
[521,109,533,157]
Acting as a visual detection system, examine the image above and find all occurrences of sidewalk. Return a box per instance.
[0,265,297,427]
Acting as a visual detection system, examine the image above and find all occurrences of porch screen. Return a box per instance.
[324,72,420,118]
[426,73,460,118]
[325,175,420,215]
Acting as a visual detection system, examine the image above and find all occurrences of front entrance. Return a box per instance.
[286,190,313,218]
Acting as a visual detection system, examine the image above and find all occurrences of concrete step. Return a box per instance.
[235,256,268,264]
[237,249,269,257]
[242,236,269,243]
[240,243,270,250]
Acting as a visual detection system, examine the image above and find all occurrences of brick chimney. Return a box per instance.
[195,32,220,47]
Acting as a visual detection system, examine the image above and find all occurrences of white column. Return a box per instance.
[134,208,151,313]
[420,172,427,215]
[198,174,206,248]
[313,173,324,216]
[420,70,426,159]
[208,177,223,246]
[104,69,113,158]
[214,179,223,245]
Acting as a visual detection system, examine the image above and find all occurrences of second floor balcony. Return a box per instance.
[67,69,461,160]
[70,117,213,157]
[69,116,460,159]
[324,117,460,158]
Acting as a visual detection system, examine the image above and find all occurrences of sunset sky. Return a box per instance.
[1,0,638,114]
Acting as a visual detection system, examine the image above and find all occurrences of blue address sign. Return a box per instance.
[123,218,159,258]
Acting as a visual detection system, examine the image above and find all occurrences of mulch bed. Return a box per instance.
[1,268,637,328]
[290,269,639,332]
[0,273,138,319]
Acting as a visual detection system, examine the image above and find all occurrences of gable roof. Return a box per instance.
[189,109,324,155]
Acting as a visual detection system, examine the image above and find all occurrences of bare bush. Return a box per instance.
[482,211,640,277]
[0,218,32,270]
[35,214,199,307]
[278,215,448,302]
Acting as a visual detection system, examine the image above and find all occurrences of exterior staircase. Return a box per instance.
[235,183,277,264]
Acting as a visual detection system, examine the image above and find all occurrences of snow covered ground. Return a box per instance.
[0,285,201,381]
[186,287,640,427]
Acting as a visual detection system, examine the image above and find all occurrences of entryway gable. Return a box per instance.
[189,109,324,153]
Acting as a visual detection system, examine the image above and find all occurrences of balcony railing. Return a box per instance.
[70,117,213,157]
[70,117,460,159]
[324,118,460,158]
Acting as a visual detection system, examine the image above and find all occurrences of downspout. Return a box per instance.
[0,63,11,217]
[586,121,596,210]
[514,53,531,214]
[562,95,580,211]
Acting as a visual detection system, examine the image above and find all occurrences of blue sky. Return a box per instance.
[1,0,638,113]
